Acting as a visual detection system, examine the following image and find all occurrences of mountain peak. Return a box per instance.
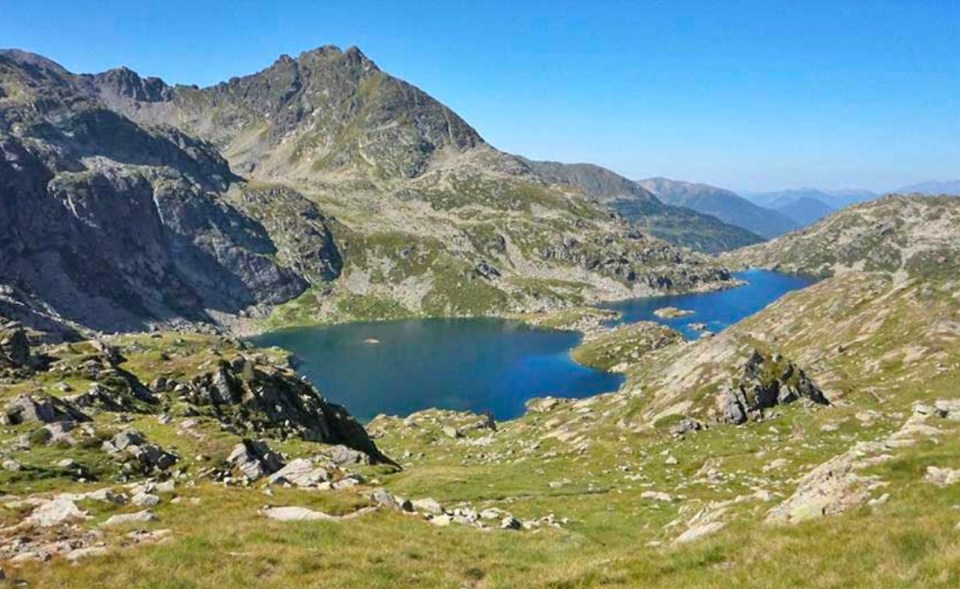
[92,65,173,102]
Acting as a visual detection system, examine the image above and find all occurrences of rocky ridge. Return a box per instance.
[725,194,960,280]
[0,47,741,333]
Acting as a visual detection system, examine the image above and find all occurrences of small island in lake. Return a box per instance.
[653,306,696,319]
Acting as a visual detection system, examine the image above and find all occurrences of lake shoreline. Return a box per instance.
[228,275,749,339]
[248,271,814,422]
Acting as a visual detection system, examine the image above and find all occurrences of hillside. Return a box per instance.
[638,177,798,239]
[4,194,960,588]
[725,195,960,279]
[0,48,737,334]
[521,161,765,253]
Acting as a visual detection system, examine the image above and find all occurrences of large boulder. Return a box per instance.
[25,498,87,527]
[227,439,285,480]
[714,349,828,425]
[267,458,330,488]
[1,393,90,425]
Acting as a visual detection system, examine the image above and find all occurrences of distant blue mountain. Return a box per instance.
[746,187,881,227]
[637,177,798,239]
[774,196,836,226]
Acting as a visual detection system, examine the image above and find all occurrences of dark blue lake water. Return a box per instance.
[251,270,813,421]
[602,269,816,338]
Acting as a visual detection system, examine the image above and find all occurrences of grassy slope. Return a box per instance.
[6,271,960,588]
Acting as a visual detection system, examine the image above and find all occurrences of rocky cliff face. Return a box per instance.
[1,47,738,333]
[0,50,342,333]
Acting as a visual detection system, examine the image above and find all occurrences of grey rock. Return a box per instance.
[716,349,828,425]
[227,439,284,480]
[328,444,370,466]
[1,393,90,425]
[26,498,87,527]
[500,515,521,530]
[267,458,329,487]
[103,510,155,527]
[131,493,160,508]
[411,497,444,515]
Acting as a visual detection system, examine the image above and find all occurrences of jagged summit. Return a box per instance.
[88,44,485,181]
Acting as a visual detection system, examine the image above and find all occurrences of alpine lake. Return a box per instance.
[251,270,814,422]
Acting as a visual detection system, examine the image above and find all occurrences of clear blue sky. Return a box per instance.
[2,0,958,192]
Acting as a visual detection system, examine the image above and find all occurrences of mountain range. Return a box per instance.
[0,46,747,335]
[636,177,798,239]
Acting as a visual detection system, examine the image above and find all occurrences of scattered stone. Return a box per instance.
[500,516,521,530]
[369,489,405,511]
[26,498,87,527]
[641,491,673,502]
[131,493,160,508]
[261,506,376,522]
[674,521,724,544]
[328,444,371,466]
[65,546,108,562]
[411,498,444,515]
[227,439,284,480]
[925,466,960,488]
[267,458,329,487]
[762,458,789,472]
[103,510,155,527]
[262,506,335,522]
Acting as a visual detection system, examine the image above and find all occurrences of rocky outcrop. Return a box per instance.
[180,356,389,464]
[714,349,828,425]
[0,322,31,368]
[101,430,179,473]
[1,393,90,425]
[766,400,960,524]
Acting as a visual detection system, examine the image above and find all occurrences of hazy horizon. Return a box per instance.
[2,0,957,192]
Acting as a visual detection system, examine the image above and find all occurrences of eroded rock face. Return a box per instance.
[0,323,30,368]
[714,349,828,425]
[0,51,342,333]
